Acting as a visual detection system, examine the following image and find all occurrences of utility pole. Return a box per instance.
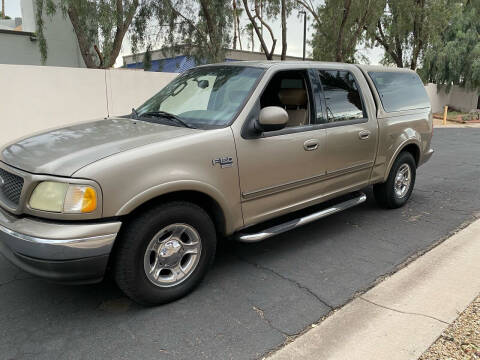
[2,0,5,19]
[300,11,307,60]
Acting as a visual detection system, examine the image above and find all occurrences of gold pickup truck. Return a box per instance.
[0,61,433,305]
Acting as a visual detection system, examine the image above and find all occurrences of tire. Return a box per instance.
[114,201,216,305]
[373,151,416,209]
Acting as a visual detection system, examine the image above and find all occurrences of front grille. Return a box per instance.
[0,168,24,206]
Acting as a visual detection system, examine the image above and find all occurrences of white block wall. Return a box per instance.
[0,64,176,146]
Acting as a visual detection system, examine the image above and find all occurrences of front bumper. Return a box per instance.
[0,206,122,284]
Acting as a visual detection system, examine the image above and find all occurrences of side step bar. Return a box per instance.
[236,192,367,243]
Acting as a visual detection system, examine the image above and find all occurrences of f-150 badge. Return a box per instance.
[212,157,233,168]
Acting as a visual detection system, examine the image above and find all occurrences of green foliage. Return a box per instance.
[307,0,384,63]
[365,0,452,69]
[132,0,232,64]
[35,0,139,68]
[420,0,480,90]
[0,11,11,19]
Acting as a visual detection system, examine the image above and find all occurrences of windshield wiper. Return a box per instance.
[139,111,196,129]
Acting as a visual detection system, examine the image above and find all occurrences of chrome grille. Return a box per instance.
[0,168,24,206]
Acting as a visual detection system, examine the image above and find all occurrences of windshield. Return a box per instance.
[135,66,264,128]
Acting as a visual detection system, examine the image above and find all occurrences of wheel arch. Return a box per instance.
[383,139,421,182]
[117,181,234,236]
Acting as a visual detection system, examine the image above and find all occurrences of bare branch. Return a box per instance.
[254,0,277,57]
[296,0,320,24]
[242,0,275,59]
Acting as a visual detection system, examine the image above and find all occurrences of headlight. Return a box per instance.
[29,182,97,213]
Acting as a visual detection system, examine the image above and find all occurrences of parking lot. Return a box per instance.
[1,128,479,360]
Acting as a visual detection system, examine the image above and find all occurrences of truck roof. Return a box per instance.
[198,60,416,74]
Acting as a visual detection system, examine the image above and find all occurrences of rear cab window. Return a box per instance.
[318,70,366,123]
[368,71,430,112]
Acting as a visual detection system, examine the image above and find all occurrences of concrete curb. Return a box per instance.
[267,218,480,360]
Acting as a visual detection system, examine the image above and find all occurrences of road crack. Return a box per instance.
[236,255,333,310]
[359,296,449,325]
[252,305,289,338]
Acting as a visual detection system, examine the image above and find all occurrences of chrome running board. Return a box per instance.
[236,193,367,243]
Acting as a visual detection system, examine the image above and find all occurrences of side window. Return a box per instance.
[260,70,312,129]
[368,71,430,112]
[319,70,365,122]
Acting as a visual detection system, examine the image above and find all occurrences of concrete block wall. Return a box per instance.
[425,83,479,113]
[0,64,176,146]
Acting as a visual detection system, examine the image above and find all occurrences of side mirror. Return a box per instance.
[256,106,289,132]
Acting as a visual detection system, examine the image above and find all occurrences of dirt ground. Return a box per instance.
[420,295,480,360]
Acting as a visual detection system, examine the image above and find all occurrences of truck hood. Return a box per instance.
[0,117,197,176]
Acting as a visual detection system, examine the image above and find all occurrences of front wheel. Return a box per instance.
[374,151,416,209]
[113,201,216,305]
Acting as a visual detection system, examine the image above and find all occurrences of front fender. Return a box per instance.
[115,180,236,234]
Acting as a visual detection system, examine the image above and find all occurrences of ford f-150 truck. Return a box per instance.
[0,61,433,305]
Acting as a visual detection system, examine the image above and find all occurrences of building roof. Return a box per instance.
[123,47,310,66]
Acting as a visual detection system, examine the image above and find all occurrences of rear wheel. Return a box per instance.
[374,151,416,209]
[114,201,216,305]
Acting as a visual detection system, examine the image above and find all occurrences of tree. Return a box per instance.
[242,0,277,59]
[420,0,480,90]
[34,0,140,68]
[143,44,152,70]
[133,0,231,64]
[300,0,383,62]
[365,0,452,69]
[280,0,287,59]
[242,0,295,60]
[232,0,244,50]
[245,22,255,51]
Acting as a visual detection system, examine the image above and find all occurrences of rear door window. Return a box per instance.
[368,72,430,112]
[318,70,365,123]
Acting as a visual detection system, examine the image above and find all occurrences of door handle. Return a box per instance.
[303,139,319,151]
[358,130,371,140]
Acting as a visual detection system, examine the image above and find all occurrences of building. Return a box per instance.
[123,48,309,73]
[0,0,85,67]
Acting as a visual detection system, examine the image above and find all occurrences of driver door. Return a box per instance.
[233,69,328,226]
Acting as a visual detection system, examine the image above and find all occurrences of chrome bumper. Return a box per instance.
[0,206,122,283]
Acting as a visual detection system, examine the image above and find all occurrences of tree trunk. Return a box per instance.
[251,28,254,51]
[1,0,5,19]
[67,7,98,68]
[67,0,138,69]
[374,21,404,68]
[236,9,243,50]
[105,0,138,68]
[233,0,238,50]
[242,0,275,59]
[410,0,425,70]
[281,0,287,60]
[199,0,221,61]
[336,0,351,62]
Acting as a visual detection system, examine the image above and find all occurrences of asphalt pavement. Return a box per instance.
[1,128,479,360]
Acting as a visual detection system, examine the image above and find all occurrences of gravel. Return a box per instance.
[420,295,480,360]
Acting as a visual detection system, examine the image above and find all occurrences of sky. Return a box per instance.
[3,0,383,66]
[3,0,21,18]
